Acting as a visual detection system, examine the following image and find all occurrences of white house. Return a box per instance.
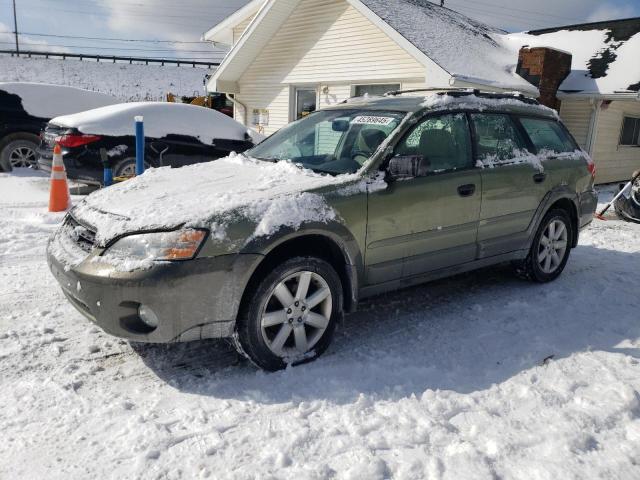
[204,0,640,183]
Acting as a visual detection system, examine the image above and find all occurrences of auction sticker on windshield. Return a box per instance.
[351,116,395,126]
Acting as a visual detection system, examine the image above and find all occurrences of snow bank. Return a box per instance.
[0,82,118,119]
[0,54,213,101]
[51,102,254,143]
[2,172,640,479]
[73,154,358,246]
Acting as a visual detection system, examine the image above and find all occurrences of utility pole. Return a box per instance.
[12,0,19,55]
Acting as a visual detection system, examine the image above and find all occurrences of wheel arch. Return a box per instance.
[532,188,580,249]
[238,228,362,319]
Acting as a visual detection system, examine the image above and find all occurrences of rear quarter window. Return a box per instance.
[519,117,576,154]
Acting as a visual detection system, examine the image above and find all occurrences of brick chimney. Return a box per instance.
[516,47,572,111]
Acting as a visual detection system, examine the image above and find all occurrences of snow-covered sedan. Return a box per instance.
[0,82,118,172]
[37,102,264,185]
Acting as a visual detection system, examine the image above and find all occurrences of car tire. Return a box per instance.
[0,133,40,172]
[235,256,343,371]
[112,157,152,178]
[514,208,573,283]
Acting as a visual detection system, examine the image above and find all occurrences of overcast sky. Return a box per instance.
[1,0,639,61]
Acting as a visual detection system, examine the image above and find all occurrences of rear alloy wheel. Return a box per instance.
[515,209,572,283]
[236,257,342,371]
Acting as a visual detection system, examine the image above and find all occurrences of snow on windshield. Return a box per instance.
[51,102,259,144]
[0,82,118,119]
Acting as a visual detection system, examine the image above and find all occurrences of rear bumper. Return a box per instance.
[47,237,263,343]
[579,188,598,229]
[38,155,103,185]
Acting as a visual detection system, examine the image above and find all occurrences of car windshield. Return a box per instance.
[247,109,406,174]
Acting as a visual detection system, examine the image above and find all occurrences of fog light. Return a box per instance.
[138,305,159,329]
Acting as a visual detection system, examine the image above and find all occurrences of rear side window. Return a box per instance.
[470,113,529,163]
[519,117,576,153]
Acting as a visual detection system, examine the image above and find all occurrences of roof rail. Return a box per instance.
[384,87,475,96]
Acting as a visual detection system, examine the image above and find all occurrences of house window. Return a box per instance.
[620,116,640,146]
[352,84,400,97]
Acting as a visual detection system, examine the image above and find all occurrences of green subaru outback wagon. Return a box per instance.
[48,90,598,370]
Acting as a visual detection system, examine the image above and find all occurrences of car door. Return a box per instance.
[365,112,481,285]
[470,113,550,258]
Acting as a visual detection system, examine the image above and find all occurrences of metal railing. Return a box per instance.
[0,49,220,68]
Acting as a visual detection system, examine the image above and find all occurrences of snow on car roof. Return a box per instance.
[0,82,118,119]
[359,0,536,93]
[51,102,257,144]
[506,17,640,94]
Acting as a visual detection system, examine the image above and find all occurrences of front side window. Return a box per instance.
[394,113,472,173]
[471,113,529,164]
[620,116,640,146]
[247,109,406,175]
[519,117,576,153]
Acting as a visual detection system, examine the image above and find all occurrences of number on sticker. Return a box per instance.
[351,116,395,126]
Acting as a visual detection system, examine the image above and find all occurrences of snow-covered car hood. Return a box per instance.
[73,154,358,246]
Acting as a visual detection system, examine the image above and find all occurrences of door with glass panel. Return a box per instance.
[366,112,481,283]
[471,113,549,258]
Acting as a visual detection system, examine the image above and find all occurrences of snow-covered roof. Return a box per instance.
[506,17,640,95]
[357,0,536,93]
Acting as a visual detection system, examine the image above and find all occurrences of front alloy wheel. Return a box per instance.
[261,271,332,357]
[236,256,342,371]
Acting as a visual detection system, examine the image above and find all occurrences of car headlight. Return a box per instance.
[104,229,207,261]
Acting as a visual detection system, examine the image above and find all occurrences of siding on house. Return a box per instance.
[591,100,640,184]
[234,0,427,134]
[233,15,256,44]
[559,99,592,150]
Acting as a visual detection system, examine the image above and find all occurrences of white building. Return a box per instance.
[204,0,640,183]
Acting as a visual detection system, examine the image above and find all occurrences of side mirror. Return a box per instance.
[332,119,350,132]
[387,155,429,179]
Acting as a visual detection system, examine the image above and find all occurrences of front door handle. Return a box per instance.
[533,172,547,184]
[457,183,476,197]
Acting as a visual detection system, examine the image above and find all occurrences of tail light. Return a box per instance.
[587,162,596,179]
[55,134,102,148]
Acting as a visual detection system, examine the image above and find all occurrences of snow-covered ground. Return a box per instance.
[1,172,639,479]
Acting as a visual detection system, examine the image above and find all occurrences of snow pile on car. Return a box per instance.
[72,154,361,247]
[0,82,118,119]
[50,102,260,144]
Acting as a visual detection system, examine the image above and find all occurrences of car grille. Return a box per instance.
[65,215,97,253]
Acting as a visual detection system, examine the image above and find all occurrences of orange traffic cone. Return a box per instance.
[49,144,70,212]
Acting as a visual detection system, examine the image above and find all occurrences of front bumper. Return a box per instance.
[47,243,262,343]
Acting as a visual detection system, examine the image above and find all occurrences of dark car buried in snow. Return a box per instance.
[37,102,264,185]
[0,82,118,172]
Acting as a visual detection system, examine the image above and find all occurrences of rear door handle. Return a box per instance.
[533,173,547,184]
[457,183,476,197]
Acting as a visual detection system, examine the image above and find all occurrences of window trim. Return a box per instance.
[619,115,640,147]
[388,109,475,177]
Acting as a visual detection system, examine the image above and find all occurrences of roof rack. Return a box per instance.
[384,88,539,104]
[383,87,475,96]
